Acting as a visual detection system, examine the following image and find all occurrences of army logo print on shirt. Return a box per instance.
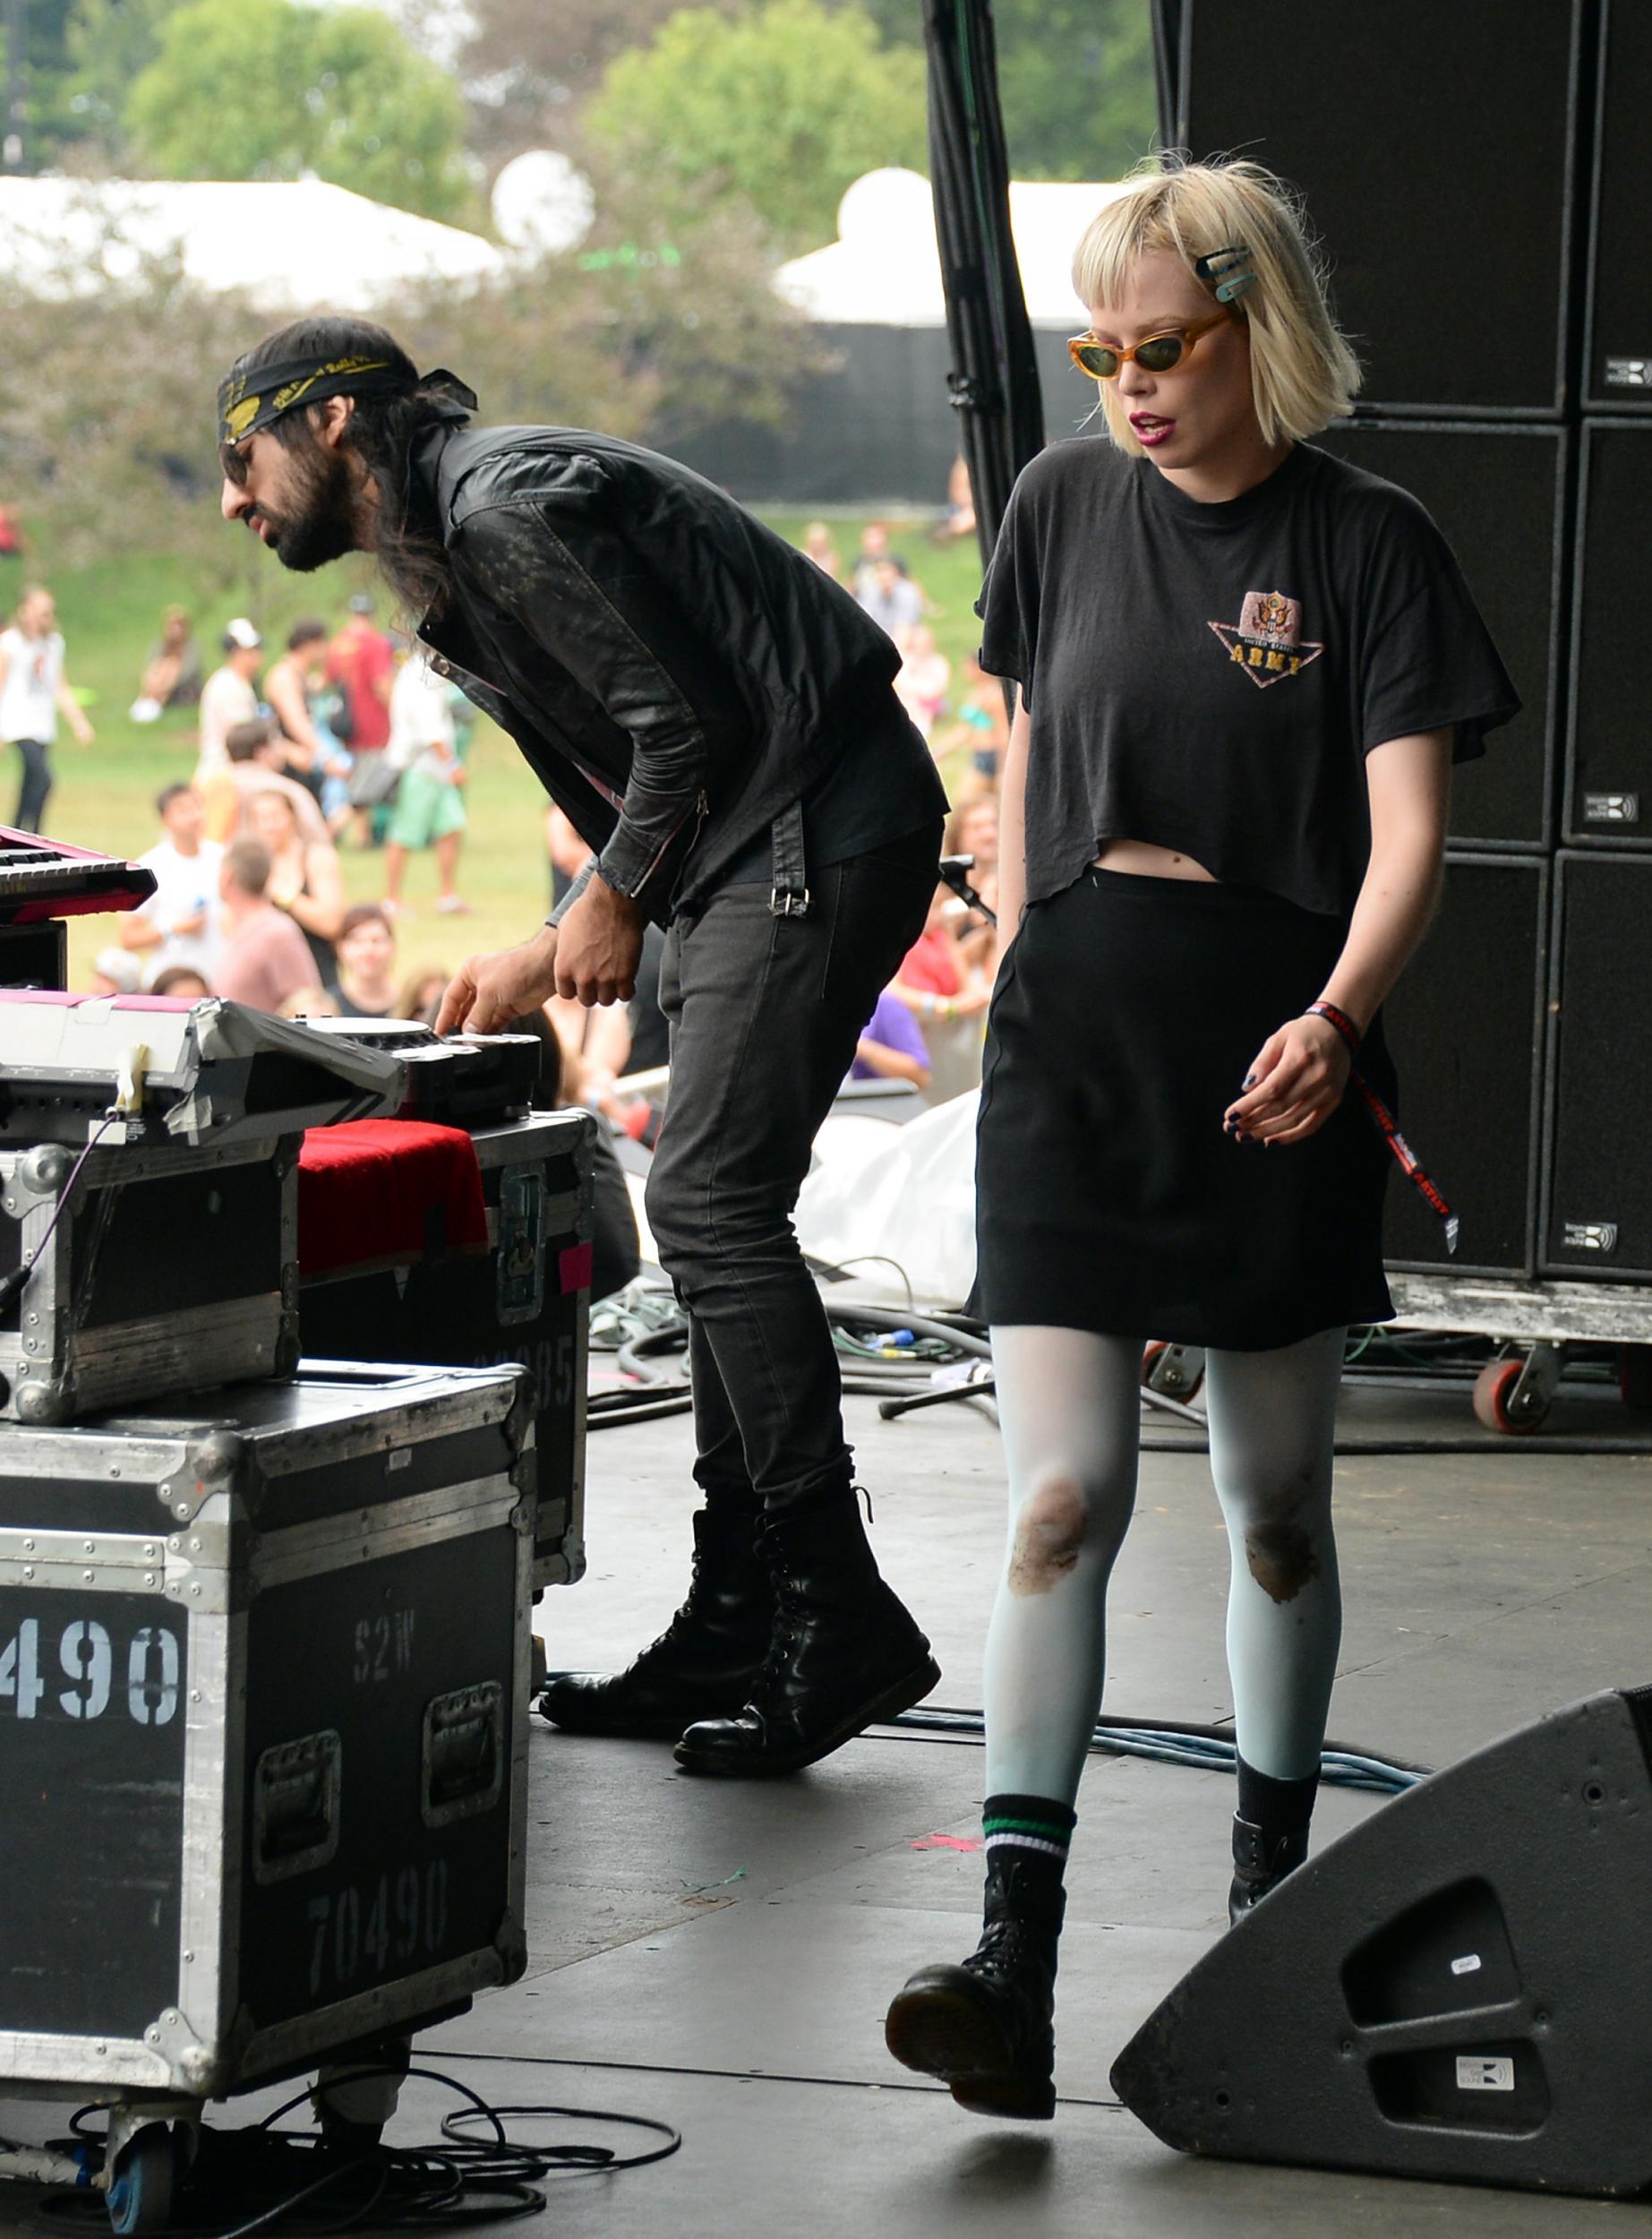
[1210,590,1324,689]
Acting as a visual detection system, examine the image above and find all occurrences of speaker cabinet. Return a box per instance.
[1115,1686,1652,2198]
[1541,853,1652,1278]
[1317,423,1566,848]
[1174,0,1585,416]
[1584,0,1652,411]
[1564,422,1652,844]
[1382,855,1545,1280]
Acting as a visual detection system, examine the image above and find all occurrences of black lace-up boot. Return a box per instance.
[1228,1815,1311,1923]
[885,1855,1064,2120]
[538,1488,772,1740]
[1228,1754,1317,1924]
[672,1482,938,1776]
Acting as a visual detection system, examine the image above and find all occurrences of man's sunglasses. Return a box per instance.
[1067,308,1231,383]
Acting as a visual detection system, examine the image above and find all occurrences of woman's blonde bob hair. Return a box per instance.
[1070,157,1361,457]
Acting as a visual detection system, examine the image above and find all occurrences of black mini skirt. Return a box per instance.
[975,869,1394,1351]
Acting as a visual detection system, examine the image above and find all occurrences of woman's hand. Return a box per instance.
[1223,1014,1352,1145]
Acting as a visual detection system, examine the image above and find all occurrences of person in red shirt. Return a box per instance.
[325,593,393,750]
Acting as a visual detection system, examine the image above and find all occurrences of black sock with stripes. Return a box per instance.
[982,1793,1077,1912]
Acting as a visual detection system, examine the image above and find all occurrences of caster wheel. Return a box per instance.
[107,2125,180,2235]
[1619,1344,1652,1413]
[1472,1358,1549,1436]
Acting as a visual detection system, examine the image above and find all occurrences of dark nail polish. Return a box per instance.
[1243,1074,1256,1088]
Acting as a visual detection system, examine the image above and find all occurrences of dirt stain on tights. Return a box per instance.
[1245,1519,1320,1604]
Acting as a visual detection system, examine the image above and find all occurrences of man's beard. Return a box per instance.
[261,444,360,573]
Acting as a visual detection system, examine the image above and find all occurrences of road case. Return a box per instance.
[0,1135,302,1425]
[300,1111,592,1589]
[0,1361,533,2133]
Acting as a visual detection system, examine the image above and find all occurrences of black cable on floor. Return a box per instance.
[39,2067,680,2237]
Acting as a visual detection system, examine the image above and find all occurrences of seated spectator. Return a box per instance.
[895,622,951,742]
[131,606,201,722]
[196,620,263,780]
[934,454,977,544]
[120,781,223,987]
[934,653,1010,781]
[89,947,142,996]
[383,650,468,917]
[852,520,896,597]
[802,520,841,579]
[394,965,449,1024]
[201,716,331,847]
[150,965,210,1000]
[857,555,926,647]
[214,837,324,1015]
[329,905,399,1018]
[246,787,346,988]
[890,882,992,1102]
[264,620,351,817]
[852,991,931,1090]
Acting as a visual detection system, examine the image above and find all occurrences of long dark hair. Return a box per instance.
[225,316,470,621]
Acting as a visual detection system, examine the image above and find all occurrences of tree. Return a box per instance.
[458,0,724,166]
[54,0,193,168]
[833,0,1158,184]
[124,0,479,224]
[584,0,928,255]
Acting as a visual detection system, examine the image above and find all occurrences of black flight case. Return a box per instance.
[0,1360,533,2204]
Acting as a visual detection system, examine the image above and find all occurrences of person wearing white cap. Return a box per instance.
[195,619,263,782]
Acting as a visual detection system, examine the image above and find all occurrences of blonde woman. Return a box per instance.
[884,159,1518,2121]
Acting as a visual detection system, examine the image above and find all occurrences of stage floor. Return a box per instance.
[5,1373,1652,2235]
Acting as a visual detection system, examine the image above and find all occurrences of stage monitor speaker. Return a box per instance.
[1541,852,1652,1279]
[1316,422,1565,848]
[1173,0,1585,416]
[1382,855,1544,1279]
[1564,421,1652,843]
[1112,1686,1652,2199]
[1584,0,1652,410]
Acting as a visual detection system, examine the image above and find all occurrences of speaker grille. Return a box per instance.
[1178,0,1582,415]
[1317,424,1563,846]
[1585,0,1652,410]
[1383,857,1545,1276]
[1567,423,1652,840]
[1544,854,1652,1276]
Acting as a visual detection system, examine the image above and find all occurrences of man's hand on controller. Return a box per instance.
[553,875,643,1008]
[436,925,561,1036]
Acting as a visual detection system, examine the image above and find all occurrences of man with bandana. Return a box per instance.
[218,317,946,1776]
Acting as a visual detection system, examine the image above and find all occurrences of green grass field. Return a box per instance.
[4,509,989,991]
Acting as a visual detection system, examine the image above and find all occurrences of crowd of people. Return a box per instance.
[18,510,1014,1126]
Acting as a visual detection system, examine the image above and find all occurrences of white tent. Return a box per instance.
[0,176,503,304]
[776,167,1123,330]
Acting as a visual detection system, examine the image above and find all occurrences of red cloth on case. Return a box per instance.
[298,1119,487,1279]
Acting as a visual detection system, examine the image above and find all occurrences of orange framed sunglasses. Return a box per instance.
[1067,308,1231,383]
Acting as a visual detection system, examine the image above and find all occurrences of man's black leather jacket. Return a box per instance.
[412,422,917,922]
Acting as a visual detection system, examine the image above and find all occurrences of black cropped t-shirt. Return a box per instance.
[976,437,1519,919]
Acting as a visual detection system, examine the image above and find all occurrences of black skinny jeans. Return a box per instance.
[10,737,51,833]
[646,830,937,1514]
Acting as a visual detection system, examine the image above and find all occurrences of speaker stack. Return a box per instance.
[1163,0,1652,1294]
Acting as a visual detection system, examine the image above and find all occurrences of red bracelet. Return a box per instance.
[1305,999,1362,1056]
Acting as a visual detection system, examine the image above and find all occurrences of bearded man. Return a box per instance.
[218,319,946,1774]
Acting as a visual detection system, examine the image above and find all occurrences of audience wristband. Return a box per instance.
[1298,1000,1459,1252]
[1305,999,1363,1056]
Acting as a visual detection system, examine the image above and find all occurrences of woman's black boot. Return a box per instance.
[884,1856,1063,2120]
[672,1483,938,1775]
[1228,1815,1311,1924]
[539,1488,772,1739]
